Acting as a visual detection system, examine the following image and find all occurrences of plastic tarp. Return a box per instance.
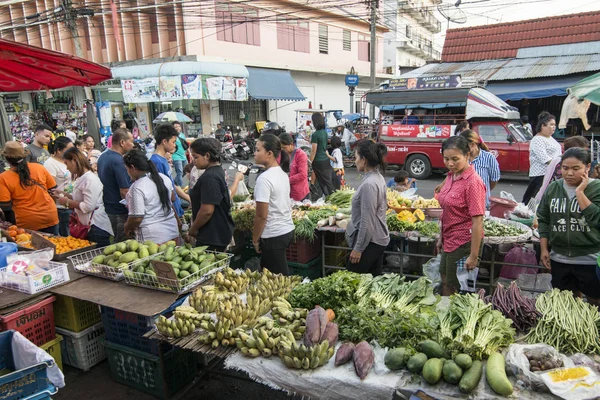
[247,67,305,101]
[568,71,600,105]
[366,88,472,107]
[486,76,584,101]
[466,87,521,120]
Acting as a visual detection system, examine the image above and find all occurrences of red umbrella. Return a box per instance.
[0,38,111,92]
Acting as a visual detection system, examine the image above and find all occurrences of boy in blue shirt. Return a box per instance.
[386,170,417,192]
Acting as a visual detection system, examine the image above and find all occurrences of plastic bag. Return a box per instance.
[456,264,478,292]
[500,190,517,202]
[505,343,573,392]
[541,367,600,400]
[12,331,65,388]
[422,255,441,290]
[569,354,600,375]
[500,245,538,280]
[235,180,250,199]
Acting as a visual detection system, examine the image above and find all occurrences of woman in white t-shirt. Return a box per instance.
[123,149,179,244]
[54,148,114,247]
[252,134,295,275]
[522,112,562,204]
[44,136,73,236]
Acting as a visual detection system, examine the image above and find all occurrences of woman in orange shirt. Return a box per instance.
[0,141,59,234]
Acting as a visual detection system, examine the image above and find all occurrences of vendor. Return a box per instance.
[346,140,390,275]
[436,136,486,296]
[537,148,600,306]
[279,133,309,201]
[186,138,235,252]
[123,149,179,244]
[252,134,295,275]
[0,141,59,234]
[460,129,500,209]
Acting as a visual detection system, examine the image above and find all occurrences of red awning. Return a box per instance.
[0,38,111,92]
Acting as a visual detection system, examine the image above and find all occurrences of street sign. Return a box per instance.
[345,74,359,87]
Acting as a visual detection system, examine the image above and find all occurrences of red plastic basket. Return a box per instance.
[286,236,321,264]
[0,296,56,346]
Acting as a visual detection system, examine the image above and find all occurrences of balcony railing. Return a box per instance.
[396,40,441,61]
[398,1,442,33]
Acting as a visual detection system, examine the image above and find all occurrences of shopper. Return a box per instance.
[65,125,77,142]
[0,141,59,233]
[150,124,190,218]
[454,121,469,135]
[346,140,390,275]
[522,112,561,204]
[436,136,486,295]
[107,120,126,148]
[123,150,179,244]
[328,136,345,190]
[537,148,600,306]
[341,123,354,156]
[521,115,532,135]
[44,136,74,236]
[26,125,52,164]
[279,133,309,201]
[309,112,334,196]
[386,170,416,192]
[97,128,134,242]
[171,121,188,187]
[460,129,500,208]
[185,138,235,251]
[82,134,101,159]
[56,148,113,246]
[252,134,295,275]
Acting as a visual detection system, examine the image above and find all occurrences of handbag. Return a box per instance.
[69,209,96,239]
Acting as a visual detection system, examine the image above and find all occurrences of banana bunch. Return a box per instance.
[189,286,238,313]
[214,268,249,294]
[272,297,308,325]
[197,318,248,348]
[236,326,295,358]
[412,197,440,208]
[173,306,212,324]
[254,316,304,339]
[217,293,271,329]
[155,315,196,338]
[278,338,334,370]
[247,270,302,301]
[239,268,261,282]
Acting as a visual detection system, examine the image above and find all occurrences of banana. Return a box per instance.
[310,356,320,369]
[302,357,310,370]
[245,338,257,348]
[249,348,261,357]
[261,348,272,358]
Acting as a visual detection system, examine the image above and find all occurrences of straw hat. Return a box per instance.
[1,141,28,159]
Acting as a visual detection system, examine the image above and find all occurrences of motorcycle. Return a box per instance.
[221,132,237,163]
[233,138,251,160]
[230,160,264,190]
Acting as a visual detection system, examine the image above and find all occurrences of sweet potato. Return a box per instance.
[304,306,328,346]
[353,341,375,380]
[321,322,339,347]
[335,342,355,366]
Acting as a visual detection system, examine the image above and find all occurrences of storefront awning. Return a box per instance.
[111,61,249,79]
[247,67,305,101]
[486,76,585,101]
[380,103,466,111]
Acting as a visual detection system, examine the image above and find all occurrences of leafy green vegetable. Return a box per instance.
[326,190,355,208]
[232,194,249,202]
[231,208,255,231]
[307,208,336,224]
[294,217,317,242]
[415,221,440,237]
[287,270,362,311]
[483,219,526,237]
[386,214,416,232]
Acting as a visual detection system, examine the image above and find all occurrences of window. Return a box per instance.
[358,35,369,61]
[406,25,412,38]
[82,18,92,50]
[149,12,159,44]
[216,2,260,46]
[343,29,351,51]
[277,18,309,53]
[478,125,509,143]
[167,10,177,42]
[319,24,328,54]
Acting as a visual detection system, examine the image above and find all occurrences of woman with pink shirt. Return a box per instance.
[436,136,486,295]
[279,133,309,201]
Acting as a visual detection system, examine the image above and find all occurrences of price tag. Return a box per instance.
[11,260,28,274]
[151,260,178,284]
[31,232,56,252]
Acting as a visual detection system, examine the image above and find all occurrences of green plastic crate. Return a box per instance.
[288,257,322,280]
[105,341,198,399]
[53,294,101,333]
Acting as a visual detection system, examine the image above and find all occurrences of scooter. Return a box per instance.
[230,160,264,190]
[233,138,251,160]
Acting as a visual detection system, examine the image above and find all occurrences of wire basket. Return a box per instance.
[484,217,532,245]
[68,246,162,281]
[123,251,232,294]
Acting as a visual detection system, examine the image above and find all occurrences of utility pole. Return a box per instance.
[369,0,377,120]
[61,0,84,58]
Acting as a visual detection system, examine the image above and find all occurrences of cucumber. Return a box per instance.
[442,360,463,384]
[422,358,443,384]
[455,354,472,370]
[486,352,513,396]
[407,352,428,373]
[420,340,446,359]
[459,360,483,394]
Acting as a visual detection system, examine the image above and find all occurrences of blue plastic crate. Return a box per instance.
[0,330,57,400]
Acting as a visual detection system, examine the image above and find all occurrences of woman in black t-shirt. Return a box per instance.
[186,138,234,251]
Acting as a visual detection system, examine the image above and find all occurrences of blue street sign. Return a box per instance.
[345,74,359,87]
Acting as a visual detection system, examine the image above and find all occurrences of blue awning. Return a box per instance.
[380,102,466,111]
[247,67,305,101]
[486,76,585,101]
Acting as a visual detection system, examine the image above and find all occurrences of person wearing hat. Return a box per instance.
[0,141,59,234]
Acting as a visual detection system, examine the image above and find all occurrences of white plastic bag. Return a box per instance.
[12,331,65,388]
[457,266,478,292]
[500,191,517,202]
[235,180,250,199]
[541,367,600,400]
[422,255,441,290]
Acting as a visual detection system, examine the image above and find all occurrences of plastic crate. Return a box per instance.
[100,306,168,356]
[56,322,106,371]
[286,236,321,264]
[40,334,63,371]
[0,296,56,347]
[288,257,322,280]
[0,261,70,295]
[0,330,58,400]
[53,294,101,333]
[324,248,348,268]
[105,341,198,400]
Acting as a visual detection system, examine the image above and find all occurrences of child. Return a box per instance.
[386,170,416,192]
[328,136,345,190]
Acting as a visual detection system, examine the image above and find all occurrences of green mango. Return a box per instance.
[119,251,139,263]
[138,247,150,259]
[148,243,159,255]
[193,245,209,253]
[92,255,105,264]
[117,263,129,270]
[215,253,228,260]
[158,244,168,253]
[113,251,123,259]
[204,254,215,263]
[135,265,145,273]
[165,240,177,247]
[116,242,127,253]
[178,270,190,279]
[180,261,193,271]
[144,240,155,247]
[128,240,139,252]
[103,245,117,255]
[189,265,199,274]
[164,247,175,261]
[173,268,180,276]
[168,262,180,270]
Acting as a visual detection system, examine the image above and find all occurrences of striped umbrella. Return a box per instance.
[153,111,192,124]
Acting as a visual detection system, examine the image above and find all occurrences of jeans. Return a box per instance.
[108,213,128,243]
[344,141,351,156]
[57,208,72,237]
[259,231,294,275]
[38,224,59,236]
[173,159,185,187]
[88,225,112,248]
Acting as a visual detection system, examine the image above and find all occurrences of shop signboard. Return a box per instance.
[388,75,463,91]
[380,124,453,139]
[159,76,183,100]
[122,78,160,103]
[181,74,202,99]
